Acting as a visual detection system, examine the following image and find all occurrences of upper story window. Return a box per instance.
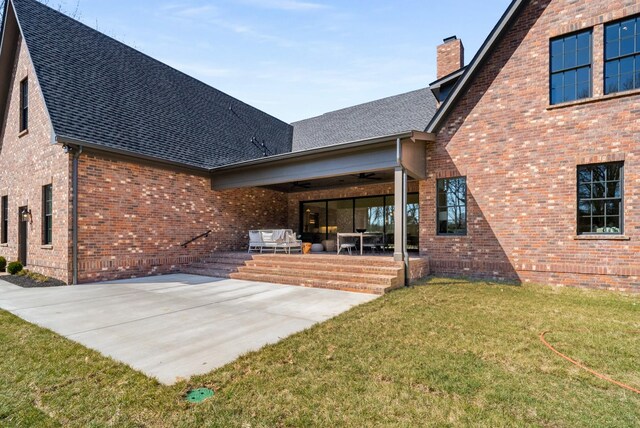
[577,162,623,235]
[1,196,7,244]
[550,30,592,104]
[42,185,53,245]
[605,16,640,94]
[437,177,467,235]
[19,78,28,132]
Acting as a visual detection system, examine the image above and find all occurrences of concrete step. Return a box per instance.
[189,261,245,271]
[243,258,401,275]
[228,271,395,295]
[181,267,234,278]
[236,265,399,286]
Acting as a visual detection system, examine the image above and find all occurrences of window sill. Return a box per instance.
[18,129,28,138]
[0,243,7,247]
[40,245,53,250]
[574,235,630,241]
[547,88,640,110]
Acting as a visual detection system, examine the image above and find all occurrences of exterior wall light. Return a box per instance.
[20,208,32,224]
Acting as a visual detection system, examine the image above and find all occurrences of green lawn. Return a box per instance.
[1,278,639,427]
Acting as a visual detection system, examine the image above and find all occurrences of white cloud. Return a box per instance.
[159,3,218,17]
[210,18,298,47]
[175,5,217,17]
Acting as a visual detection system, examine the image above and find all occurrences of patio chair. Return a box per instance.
[248,230,264,253]
[337,236,358,255]
[362,233,383,253]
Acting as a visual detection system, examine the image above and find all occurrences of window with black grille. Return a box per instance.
[605,16,640,94]
[577,163,623,235]
[42,185,52,245]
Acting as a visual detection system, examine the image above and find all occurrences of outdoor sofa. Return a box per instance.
[248,229,302,254]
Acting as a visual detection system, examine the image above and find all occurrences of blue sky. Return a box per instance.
[49,0,511,122]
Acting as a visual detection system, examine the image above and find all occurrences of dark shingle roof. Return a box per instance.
[291,87,437,151]
[11,0,293,169]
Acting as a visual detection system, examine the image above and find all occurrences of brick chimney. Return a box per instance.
[437,36,464,79]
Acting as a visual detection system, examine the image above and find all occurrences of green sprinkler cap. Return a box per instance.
[185,388,214,403]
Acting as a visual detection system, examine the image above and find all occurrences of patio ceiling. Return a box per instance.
[210,130,434,191]
[262,170,405,193]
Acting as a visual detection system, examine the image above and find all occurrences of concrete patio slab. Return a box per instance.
[0,274,377,384]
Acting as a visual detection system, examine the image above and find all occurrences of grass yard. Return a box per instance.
[1,278,639,427]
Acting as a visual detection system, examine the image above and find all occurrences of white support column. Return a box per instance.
[393,166,407,264]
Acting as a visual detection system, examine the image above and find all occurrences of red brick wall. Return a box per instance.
[426,0,640,291]
[0,37,71,283]
[76,152,287,282]
[437,38,464,79]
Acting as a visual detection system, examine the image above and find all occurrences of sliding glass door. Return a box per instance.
[301,201,327,244]
[327,199,353,243]
[384,194,420,251]
[300,193,419,251]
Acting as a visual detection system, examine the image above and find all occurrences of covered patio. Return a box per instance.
[209,130,434,288]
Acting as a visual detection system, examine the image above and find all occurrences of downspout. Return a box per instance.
[71,145,83,285]
[395,138,410,286]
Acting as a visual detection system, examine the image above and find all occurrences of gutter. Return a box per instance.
[65,143,83,285]
[55,135,211,174]
[210,131,415,172]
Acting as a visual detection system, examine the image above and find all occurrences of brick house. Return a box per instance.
[0,0,638,291]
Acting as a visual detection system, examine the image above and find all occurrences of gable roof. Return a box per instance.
[6,0,293,170]
[426,0,528,133]
[291,87,437,151]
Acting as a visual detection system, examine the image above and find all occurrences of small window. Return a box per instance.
[1,196,7,244]
[605,16,640,94]
[550,30,592,104]
[19,78,28,132]
[437,177,467,235]
[42,185,52,245]
[577,162,623,235]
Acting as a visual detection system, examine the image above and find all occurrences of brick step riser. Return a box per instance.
[229,272,388,295]
[250,255,403,268]
[236,266,399,286]
[243,261,401,275]
[202,256,254,264]
[205,253,403,268]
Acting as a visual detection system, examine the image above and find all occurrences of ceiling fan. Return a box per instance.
[353,172,382,181]
[292,181,312,189]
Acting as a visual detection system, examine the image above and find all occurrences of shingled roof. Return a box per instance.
[291,87,437,151]
[7,0,293,169]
